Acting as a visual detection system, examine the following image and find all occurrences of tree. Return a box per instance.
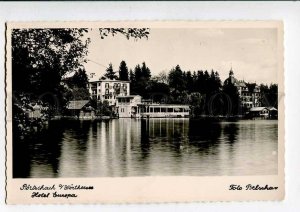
[223,83,240,115]
[134,64,142,81]
[68,67,89,88]
[131,64,152,98]
[12,29,90,106]
[168,65,186,92]
[185,71,194,93]
[119,60,129,81]
[147,80,170,103]
[69,87,90,100]
[195,71,204,94]
[129,69,135,82]
[99,28,150,40]
[141,62,151,81]
[260,83,278,108]
[103,63,118,80]
[156,70,169,84]
[64,67,90,100]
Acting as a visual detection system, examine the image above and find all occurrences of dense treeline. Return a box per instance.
[102,62,235,116]
[102,61,278,116]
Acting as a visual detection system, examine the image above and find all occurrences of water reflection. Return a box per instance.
[13,119,278,178]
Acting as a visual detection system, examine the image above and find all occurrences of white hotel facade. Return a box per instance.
[88,79,130,106]
[88,79,190,118]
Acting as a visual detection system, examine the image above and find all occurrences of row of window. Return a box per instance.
[105,89,127,95]
[105,83,128,89]
[242,103,261,107]
[118,98,131,103]
[241,93,260,97]
[141,107,189,113]
[104,95,116,100]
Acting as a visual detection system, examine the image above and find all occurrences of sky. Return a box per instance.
[84,28,278,85]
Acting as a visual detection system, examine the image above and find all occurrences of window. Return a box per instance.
[161,108,166,112]
[168,108,173,112]
[150,107,153,113]
[105,89,109,94]
[154,108,160,113]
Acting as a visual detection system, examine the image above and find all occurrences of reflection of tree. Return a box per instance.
[13,120,66,178]
[188,120,222,149]
[223,123,238,144]
[140,119,150,159]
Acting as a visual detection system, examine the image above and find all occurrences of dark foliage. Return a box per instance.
[118,61,129,81]
[103,63,118,80]
[260,83,278,108]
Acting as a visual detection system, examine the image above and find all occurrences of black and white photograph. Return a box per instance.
[5,21,284,203]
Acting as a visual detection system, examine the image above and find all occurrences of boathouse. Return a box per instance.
[249,107,269,118]
[66,100,95,119]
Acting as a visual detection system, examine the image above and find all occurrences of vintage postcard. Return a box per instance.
[5,21,284,204]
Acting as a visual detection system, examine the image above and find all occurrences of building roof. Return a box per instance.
[236,80,247,87]
[267,107,278,111]
[67,100,90,110]
[89,79,130,83]
[250,107,267,112]
[138,103,190,108]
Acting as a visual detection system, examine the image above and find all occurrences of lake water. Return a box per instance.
[13,119,278,178]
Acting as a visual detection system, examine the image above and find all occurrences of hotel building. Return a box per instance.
[88,79,130,106]
[224,69,261,109]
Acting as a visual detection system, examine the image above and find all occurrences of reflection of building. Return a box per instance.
[224,69,261,109]
[88,79,130,106]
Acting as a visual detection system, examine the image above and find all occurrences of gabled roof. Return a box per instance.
[267,107,278,111]
[67,100,90,110]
